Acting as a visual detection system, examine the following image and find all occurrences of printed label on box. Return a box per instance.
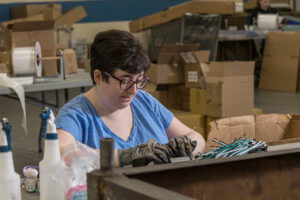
[188,71,198,82]
[181,52,197,64]
[235,3,243,12]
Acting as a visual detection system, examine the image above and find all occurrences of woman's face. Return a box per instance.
[259,0,271,10]
[97,69,145,110]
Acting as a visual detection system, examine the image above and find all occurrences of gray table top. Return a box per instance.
[0,71,93,95]
[218,30,266,41]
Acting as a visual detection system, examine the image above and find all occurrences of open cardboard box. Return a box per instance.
[146,44,200,84]
[205,61,254,118]
[206,114,300,151]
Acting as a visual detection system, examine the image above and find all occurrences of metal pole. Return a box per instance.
[100,138,114,171]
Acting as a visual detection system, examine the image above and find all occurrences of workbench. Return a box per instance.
[88,147,300,200]
[0,70,93,111]
[218,30,266,42]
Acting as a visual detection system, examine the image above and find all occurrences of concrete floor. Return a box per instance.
[0,88,88,176]
[1,87,300,176]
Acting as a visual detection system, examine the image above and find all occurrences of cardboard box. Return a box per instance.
[146,63,184,84]
[0,51,11,75]
[11,20,57,76]
[206,114,300,150]
[205,61,254,118]
[190,88,207,115]
[146,44,200,84]
[171,109,206,138]
[182,51,210,88]
[4,6,85,28]
[11,4,62,19]
[130,0,243,32]
[0,63,8,74]
[143,82,168,106]
[259,32,300,93]
[2,6,87,49]
[205,108,261,139]
[78,58,91,72]
[206,116,220,138]
[63,49,78,75]
[168,84,190,111]
[43,5,62,20]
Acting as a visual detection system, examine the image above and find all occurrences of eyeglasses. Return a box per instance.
[104,72,149,90]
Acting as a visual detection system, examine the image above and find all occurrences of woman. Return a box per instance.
[249,0,277,25]
[55,30,205,167]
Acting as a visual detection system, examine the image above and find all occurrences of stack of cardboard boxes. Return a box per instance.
[144,43,257,140]
[0,4,87,77]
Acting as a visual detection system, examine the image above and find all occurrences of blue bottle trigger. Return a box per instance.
[0,118,12,152]
[40,107,51,139]
[45,109,58,140]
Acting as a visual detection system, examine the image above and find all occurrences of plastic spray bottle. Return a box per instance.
[0,118,21,200]
[39,108,61,200]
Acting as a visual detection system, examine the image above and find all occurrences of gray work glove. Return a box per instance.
[119,141,173,167]
[167,135,197,158]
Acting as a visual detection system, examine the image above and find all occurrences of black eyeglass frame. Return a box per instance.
[104,71,149,90]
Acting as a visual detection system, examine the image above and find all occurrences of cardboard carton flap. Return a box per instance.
[255,114,291,141]
[180,52,199,64]
[192,51,210,63]
[158,43,200,64]
[200,63,210,80]
[54,6,87,26]
[209,61,254,77]
[207,115,256,150]
[206,114,298,151]
[180,50,211,64]
[210,115,255,129]
[12,20,55,31]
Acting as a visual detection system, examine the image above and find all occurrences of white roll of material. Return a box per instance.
[257,14,278,30]
[12,42,42,77]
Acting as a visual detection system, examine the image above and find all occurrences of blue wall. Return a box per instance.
[0,0,189,23]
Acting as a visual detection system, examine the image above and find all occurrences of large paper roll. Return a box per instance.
[257,14,278,30]
[12,42,42,77]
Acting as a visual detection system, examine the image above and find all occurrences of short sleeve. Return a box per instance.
[138,90,174,130]
[55,108,85,142]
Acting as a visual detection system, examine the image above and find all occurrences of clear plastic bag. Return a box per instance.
[47,142,100,200]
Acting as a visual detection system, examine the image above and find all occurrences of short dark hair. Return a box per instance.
[90,30,150,85]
